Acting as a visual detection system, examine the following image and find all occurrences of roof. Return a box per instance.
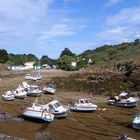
[119,92,128,96]
[24,62,35,65]
[48,100,59,105]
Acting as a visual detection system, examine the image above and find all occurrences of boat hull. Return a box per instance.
[132,123,140,130]
[43,89,56,95]
[132,114,140,130]
[2,96,15,101]
[43,86,56,95]
[68,105,97,112]
[27,92,42,97]
[27,93,42,97]
[15,94,27,99]
[115,101,137,108]
[22,109,54,122]
[53,111,68,118]
[108,99,137,108]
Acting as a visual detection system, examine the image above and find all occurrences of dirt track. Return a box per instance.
[0,69,140,140]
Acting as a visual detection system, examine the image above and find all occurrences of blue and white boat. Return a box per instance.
[22,103,54,122]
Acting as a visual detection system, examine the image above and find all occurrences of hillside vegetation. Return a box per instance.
[52,39,140,94]
[79,39,140,65]
[1,39,140,94]
[0,39,140,70]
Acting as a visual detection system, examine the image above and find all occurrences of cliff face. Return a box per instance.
[53,62,140,95]
[129,65,140,90]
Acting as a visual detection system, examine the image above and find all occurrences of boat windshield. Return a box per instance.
[136,113,140,118]
[120,95,129,99]
[34,103,41,107]
[48,84,55,88]
[7,91,12,95]
[31,87,38,90]
[49,104,55,110]
[53,102,61,108]
[80,99,89,104]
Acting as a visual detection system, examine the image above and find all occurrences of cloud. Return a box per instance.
[104,0,122,7]
[96,6,140,45]
[39,24,75,40]
[0,0,88,43]
[106,7,140,26]
[0,0,90,58]
[38,19,87,41]
[0,0,54,41]
[0,0,52,21]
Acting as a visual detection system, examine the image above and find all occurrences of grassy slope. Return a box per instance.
[53,40,140,95]
[79,41,140,65]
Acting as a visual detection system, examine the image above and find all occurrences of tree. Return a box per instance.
[8,53,38,65]
[40,55,52,66]
[0,49,8,63]
[58,55,76,71]
[133,38,140,45]
[60,48,75,57]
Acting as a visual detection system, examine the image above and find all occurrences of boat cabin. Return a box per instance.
[119,92,130,99]
[48,100,61,111]
[48,84,55,89]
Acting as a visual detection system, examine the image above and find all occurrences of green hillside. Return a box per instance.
[79,39,140,65]
[0,39,140,70]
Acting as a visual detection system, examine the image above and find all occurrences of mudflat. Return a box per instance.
[0,69,140,140]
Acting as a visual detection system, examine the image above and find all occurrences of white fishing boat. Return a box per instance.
[13,86,27,99]
[1,91,15,101]
[31,75,42,81]
[43,100,68,118]
[25,74,33,80]
[25,73,41,81]
[21,81,31,90]
[43,84,56,94]
[27,85,42,97]
[108,92,138,108]
[35,75,42,80]
[32,64,42,81]
[22,103,54,122]
[21,81,42,96]
[68,98,97,112]
[132,113,140,130]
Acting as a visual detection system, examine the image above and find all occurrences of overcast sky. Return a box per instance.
[0,0,140,58]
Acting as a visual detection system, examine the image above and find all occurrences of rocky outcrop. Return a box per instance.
[0,134,26,140]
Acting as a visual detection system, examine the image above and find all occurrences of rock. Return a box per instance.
[0,134,26,140]
[0,112,12,121]
[35,131,56,140]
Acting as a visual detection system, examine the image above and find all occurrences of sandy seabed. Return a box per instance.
[0,69,140,140]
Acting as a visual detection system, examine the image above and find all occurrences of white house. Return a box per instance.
[42,64,51,69]
[71,62,77,67]
[10,66,23,71]
[88,58,93,64]
[24,62,35,69]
